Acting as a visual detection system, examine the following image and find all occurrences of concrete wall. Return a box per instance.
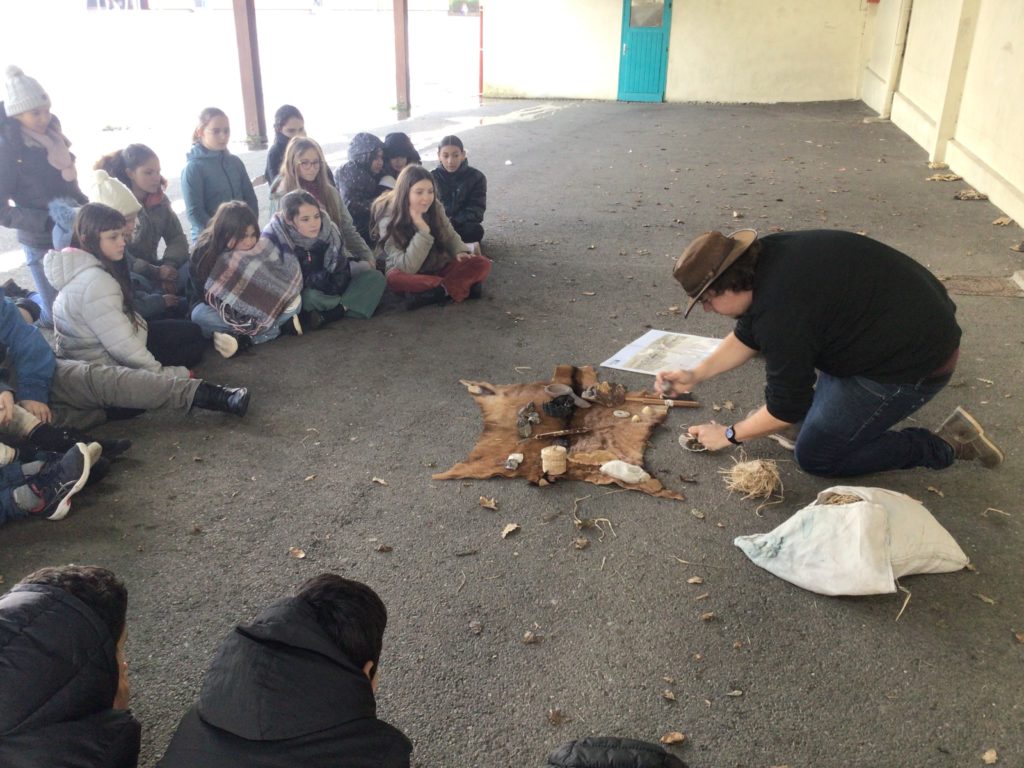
[483,0,621,100]
[860,0,910,115]
[665,0,867,102]
[862,0,1024,227]
[484,0,869,103]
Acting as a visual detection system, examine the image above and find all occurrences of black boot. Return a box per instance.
[468,282,483,300]
[307,305,346,330]
[406,286,448,311]
[26,422,132,459]
[191,382,250,417]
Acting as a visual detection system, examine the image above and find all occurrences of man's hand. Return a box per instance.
[19,399,52,424]
[655,369,698,398]
[688,421,731,451]
[0,391,13,427]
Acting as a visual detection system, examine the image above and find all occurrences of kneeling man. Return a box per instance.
[657,229,1001,477]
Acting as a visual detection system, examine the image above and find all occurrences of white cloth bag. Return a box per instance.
[733,486,969,596]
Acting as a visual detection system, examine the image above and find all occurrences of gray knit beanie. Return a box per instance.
[4,65,50,117]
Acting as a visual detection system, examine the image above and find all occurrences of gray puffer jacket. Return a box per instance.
[43,247,189,377]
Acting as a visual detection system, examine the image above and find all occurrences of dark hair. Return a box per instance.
[71,203,139,325]
[18,565,128,643]
[296,574,387,670]
[192,107,228,144]
[191,201,259,285]
[94,144,158,188]
[438,134,464,151]
[280,188,320,224]
[383,132,420,166]
[375,164,440,252]
[273,104,303,134]
[711,240,761,294]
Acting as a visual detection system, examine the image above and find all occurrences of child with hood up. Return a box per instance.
[334,132,384,244]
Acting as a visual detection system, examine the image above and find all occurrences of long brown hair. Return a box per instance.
[70,203,139,326]
[94,144,158,188]
[190,201,259,285]
[375,165,441,252]
[277,137,344,229]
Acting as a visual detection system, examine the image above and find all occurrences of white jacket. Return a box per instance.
[44,247,189,378]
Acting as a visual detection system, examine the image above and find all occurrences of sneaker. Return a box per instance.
[406,286,449,311]
[304,309,325,332]
[29,443,93,520]
[212,331,239,358]
[2,278,31,299]
[935,406,1003,468]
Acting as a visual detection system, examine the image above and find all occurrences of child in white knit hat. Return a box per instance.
[0,65,87,327]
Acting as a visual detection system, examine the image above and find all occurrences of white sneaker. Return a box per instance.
[212,332,239,359]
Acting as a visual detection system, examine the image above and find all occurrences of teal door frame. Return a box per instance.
[617,0,673,102]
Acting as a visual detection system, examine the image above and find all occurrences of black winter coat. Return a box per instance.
[0,111,87,248]
[335,161,381,244]
[0,584,141,768]
[158,597,412,768]
[432,160,486,243]
[545,736,687,768]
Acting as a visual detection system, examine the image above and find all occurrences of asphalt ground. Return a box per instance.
[2,99,1022,768]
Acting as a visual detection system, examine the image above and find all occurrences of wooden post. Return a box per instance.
[232,0,267,149]
[394,0,411,120]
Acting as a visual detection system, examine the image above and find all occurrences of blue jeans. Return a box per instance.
[190,302,299,344]
[793,371,954,477]
[23,243,57,327]
[0,462,30,526]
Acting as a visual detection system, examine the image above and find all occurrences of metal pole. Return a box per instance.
[394,0,411,120]
[232,0,267,149]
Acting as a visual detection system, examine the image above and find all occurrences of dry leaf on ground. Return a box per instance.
[581,291,597,296]
[547,708,571,726]
[927,486,945,497]
[726,689,744,697]
[663,675,675,684]
[699,612,717,622]
[288,547,306,559]
[522,630,542,644]
[975,593,996,605]
[468,620,483,635]
[375,544,393,553]
[371,477,388,486]
[1014,631,1024,644]
[573,537,590,550]
[954,188,988,200]
[659,731,686,745]
[687,576,705,585]
[982,748,998,765]
[501,523,521,539]
[926,172,962,182]
[661,689,677,701]
[304,474,316,482]
[992,216,1013,226]
[479,496,498,510]
[927,161,949,169]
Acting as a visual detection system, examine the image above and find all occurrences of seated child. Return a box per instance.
[158,575,412,768]
[335,132,384,244]
[431,134,486,244]
[263,190,384,330]
[378,131,420,192]
[373,165,491,310]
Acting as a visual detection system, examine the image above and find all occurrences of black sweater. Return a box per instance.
[733,230,961,423]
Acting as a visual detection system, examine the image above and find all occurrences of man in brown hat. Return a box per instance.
[655,229,1002,476]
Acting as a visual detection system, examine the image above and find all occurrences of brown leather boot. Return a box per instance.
[935,406,1003,468]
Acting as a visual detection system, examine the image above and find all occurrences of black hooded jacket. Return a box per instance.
[158,597,411,768]
[431,159,486,243]
[0,584,141,768]
[335,132,384,243]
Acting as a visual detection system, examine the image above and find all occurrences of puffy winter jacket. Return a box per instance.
[431,159,486,243]
[335,132,384,243]
[158,597,412,768]
[0,584,141,768]
[180,143,258,240]
[0,112,87,248]
[376,204,469,275]
[44,247,189,377]
[0,289,55,403]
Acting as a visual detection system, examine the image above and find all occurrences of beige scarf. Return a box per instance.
[21,124,77,182]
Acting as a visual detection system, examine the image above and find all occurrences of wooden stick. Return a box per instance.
[624,396,700,408]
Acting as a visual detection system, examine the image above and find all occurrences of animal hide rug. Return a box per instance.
[433,365,683,500]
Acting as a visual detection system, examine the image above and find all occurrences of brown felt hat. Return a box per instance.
[674,229,758,317]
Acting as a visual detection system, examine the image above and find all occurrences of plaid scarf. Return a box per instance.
[204,237,302,336]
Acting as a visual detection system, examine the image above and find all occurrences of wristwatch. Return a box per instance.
[725,425,743,445]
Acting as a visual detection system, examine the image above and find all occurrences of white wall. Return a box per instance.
[483,0,621,100]
[944,1,1024,224]
[665,0,868,103]
[860,0,908,114]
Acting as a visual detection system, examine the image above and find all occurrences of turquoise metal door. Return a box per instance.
[617,0,672,102]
